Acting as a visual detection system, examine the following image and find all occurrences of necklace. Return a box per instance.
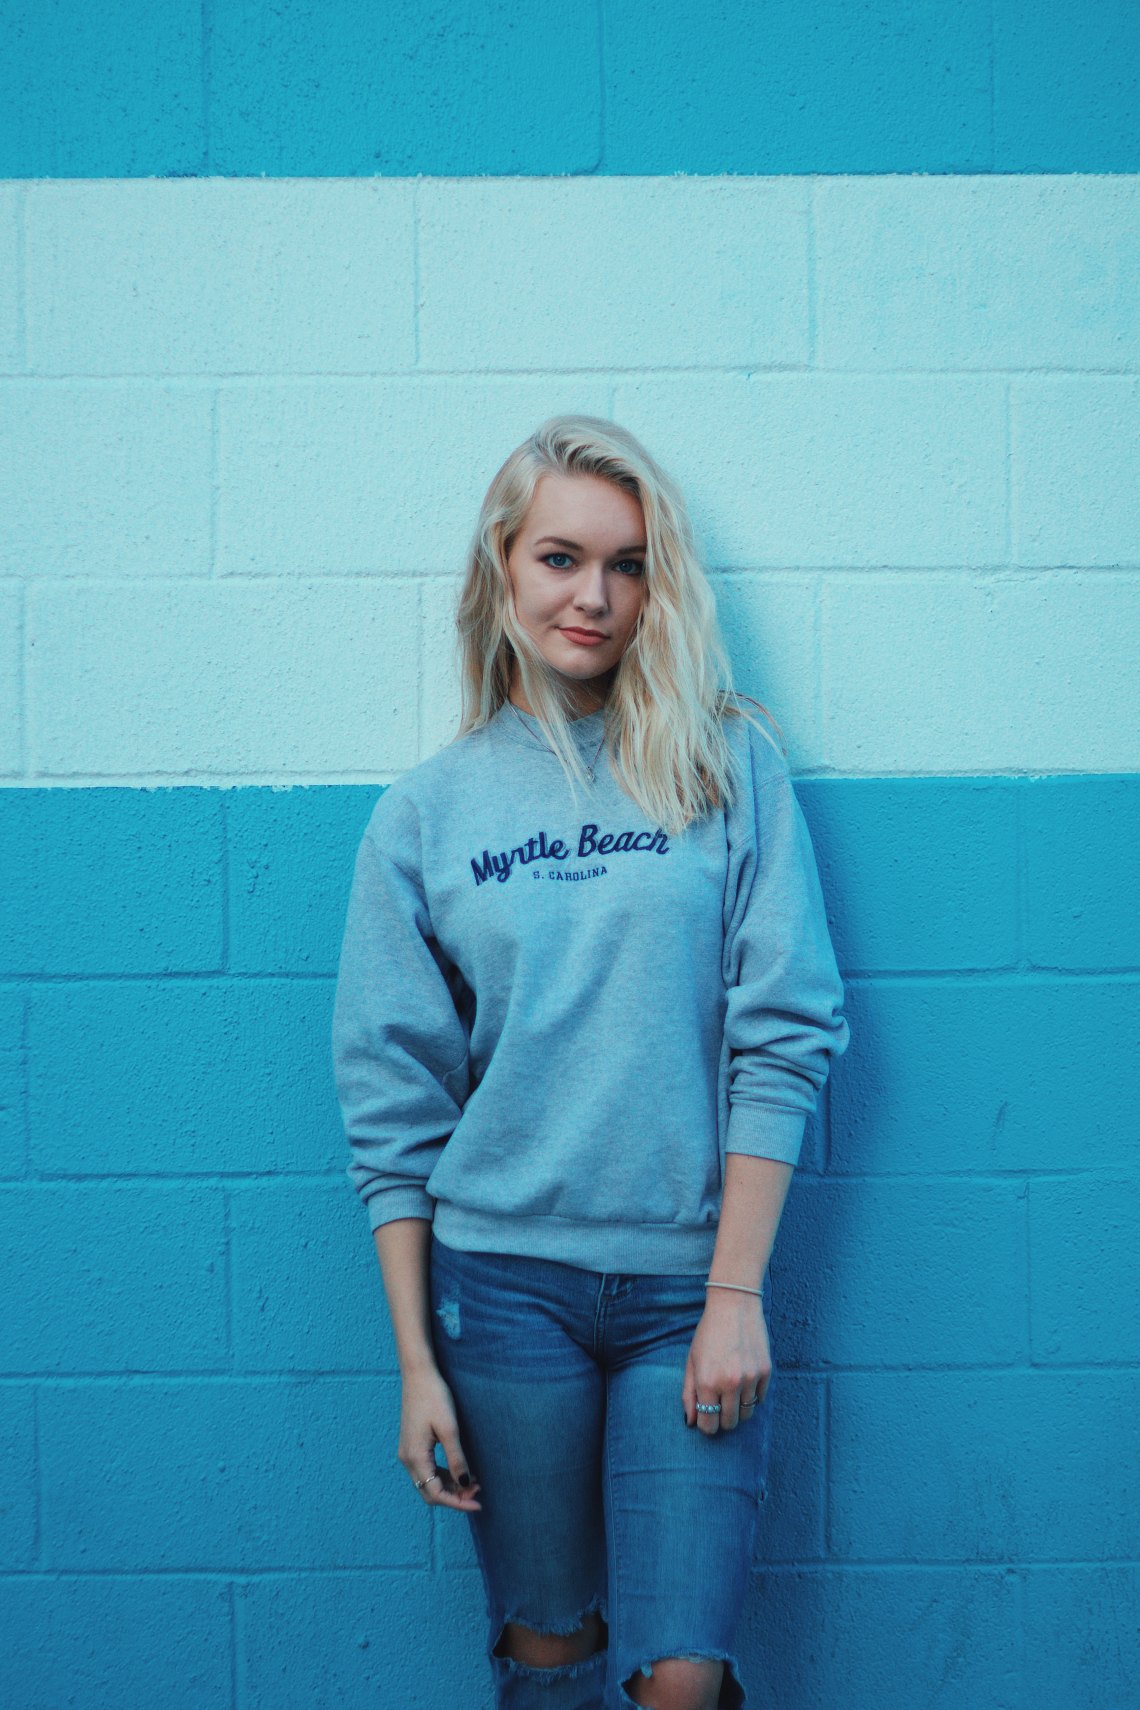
[508,701,608,782]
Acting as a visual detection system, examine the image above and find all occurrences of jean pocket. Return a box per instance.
[757,1419,772,1502]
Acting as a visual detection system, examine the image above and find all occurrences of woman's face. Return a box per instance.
[504,472,648,712]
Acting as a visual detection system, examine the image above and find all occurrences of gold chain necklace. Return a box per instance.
[508,701,608,782]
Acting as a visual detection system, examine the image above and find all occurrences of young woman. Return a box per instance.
[331,415,850,1710]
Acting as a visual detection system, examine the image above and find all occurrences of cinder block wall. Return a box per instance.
[2,6,1138,1708]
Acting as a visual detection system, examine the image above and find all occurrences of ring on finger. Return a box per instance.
[414,1472,442,1491]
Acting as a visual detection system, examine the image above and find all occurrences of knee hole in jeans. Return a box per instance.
[621,1650,745,1710]
[492,1605,608,1671]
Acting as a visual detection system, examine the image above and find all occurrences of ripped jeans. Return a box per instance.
[428,1230,775,1709]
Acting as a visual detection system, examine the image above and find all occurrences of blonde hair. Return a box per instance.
[451,414,785,837]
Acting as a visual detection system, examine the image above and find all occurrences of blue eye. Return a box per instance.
[541,553,644,576]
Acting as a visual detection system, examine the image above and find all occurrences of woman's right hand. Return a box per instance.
[397,1360,483,1512]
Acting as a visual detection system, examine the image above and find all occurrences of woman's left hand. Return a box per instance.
[682,1291,772,1435]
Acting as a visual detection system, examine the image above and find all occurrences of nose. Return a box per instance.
[573,564,609,614]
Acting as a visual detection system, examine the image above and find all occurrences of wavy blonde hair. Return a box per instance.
[451,414,785,837]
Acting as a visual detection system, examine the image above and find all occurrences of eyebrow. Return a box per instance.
[534,535,647,555]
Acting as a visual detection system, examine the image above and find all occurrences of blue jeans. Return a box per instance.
[428,1230,776,1709]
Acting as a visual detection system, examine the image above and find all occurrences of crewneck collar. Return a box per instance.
[491,699,608,751]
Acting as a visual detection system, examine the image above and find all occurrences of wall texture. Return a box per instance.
[1,5,1138,1709]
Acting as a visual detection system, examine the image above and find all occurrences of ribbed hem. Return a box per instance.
[431,1200,721,1276]
[724,1100,806,1167]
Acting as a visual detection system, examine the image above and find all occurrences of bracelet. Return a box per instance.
[705,1280,763,1297]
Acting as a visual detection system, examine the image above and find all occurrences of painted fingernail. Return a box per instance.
[459,1473,471,1487]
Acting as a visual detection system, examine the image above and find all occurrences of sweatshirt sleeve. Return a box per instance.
[721,718,851,1168]
[331,818,472,1232]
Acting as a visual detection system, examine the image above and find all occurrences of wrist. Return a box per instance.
[398,1345,439,1378]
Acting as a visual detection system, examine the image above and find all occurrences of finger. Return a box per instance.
[436,1421,478,1496]
[720,1388,741,1431]
[433,1451,484,1510]
[682,1354,696,1427]
[409,1457,482,1512]
[410,1460,446,1503]
[694,1389,722,1436]
[741,1372,766,1410]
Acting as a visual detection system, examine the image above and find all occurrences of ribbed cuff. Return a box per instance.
[365,1184,435,1231]
[724,1101,806,1167]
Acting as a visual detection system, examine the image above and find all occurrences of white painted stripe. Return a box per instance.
[0,176,1136,781]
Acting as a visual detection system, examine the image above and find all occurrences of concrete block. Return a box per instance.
[0,985,24,1176]
[1029,1175,1140,1364]
[0,184,18,369]
[238,1568,489,1710]
[0,1576,231,1710]
[0,581,21,773]
[28,977,342,1175]
[226,785,382,975]
[1013,378,1140,566]
[209,0,600,175]
[0,0,202,176]
[0,1182,227,1371]
[0,1386,34,1567]
[0,381,211,575]
[419,178,809,370]
[39,1375,429,1570]
[822,573,1140,775]
[603,0,993,173]
[26,180,415,374]
[1024,775,1140,968]
[830,1368,1140,1561]
[830,976,1140,1175]
[775,1177,1027,1368]
[230,1181,401,1374]
[0,787,223,975]
[1021,1563,1140,1707]
[27,580,420,776]
[614,373,1006,568]
[800,777,1018,972]
[216,377,610,576]
[816,176,1140,370]
[994,5,1140,171]
[737,1566,1021,1710]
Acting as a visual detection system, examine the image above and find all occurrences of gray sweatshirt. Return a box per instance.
[331,698,850,1274]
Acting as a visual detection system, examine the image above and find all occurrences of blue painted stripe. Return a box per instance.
[0,0,1138,178]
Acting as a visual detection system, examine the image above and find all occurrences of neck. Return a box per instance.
[508,679,610,720]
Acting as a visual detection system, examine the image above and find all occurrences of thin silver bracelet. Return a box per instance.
[705,1280,763,1297]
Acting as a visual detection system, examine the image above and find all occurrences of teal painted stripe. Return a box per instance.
[0,776,1138,1710]
[1,0,1138,178]
[2,776,1138,982]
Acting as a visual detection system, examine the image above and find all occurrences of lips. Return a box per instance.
[560,627,607,643]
